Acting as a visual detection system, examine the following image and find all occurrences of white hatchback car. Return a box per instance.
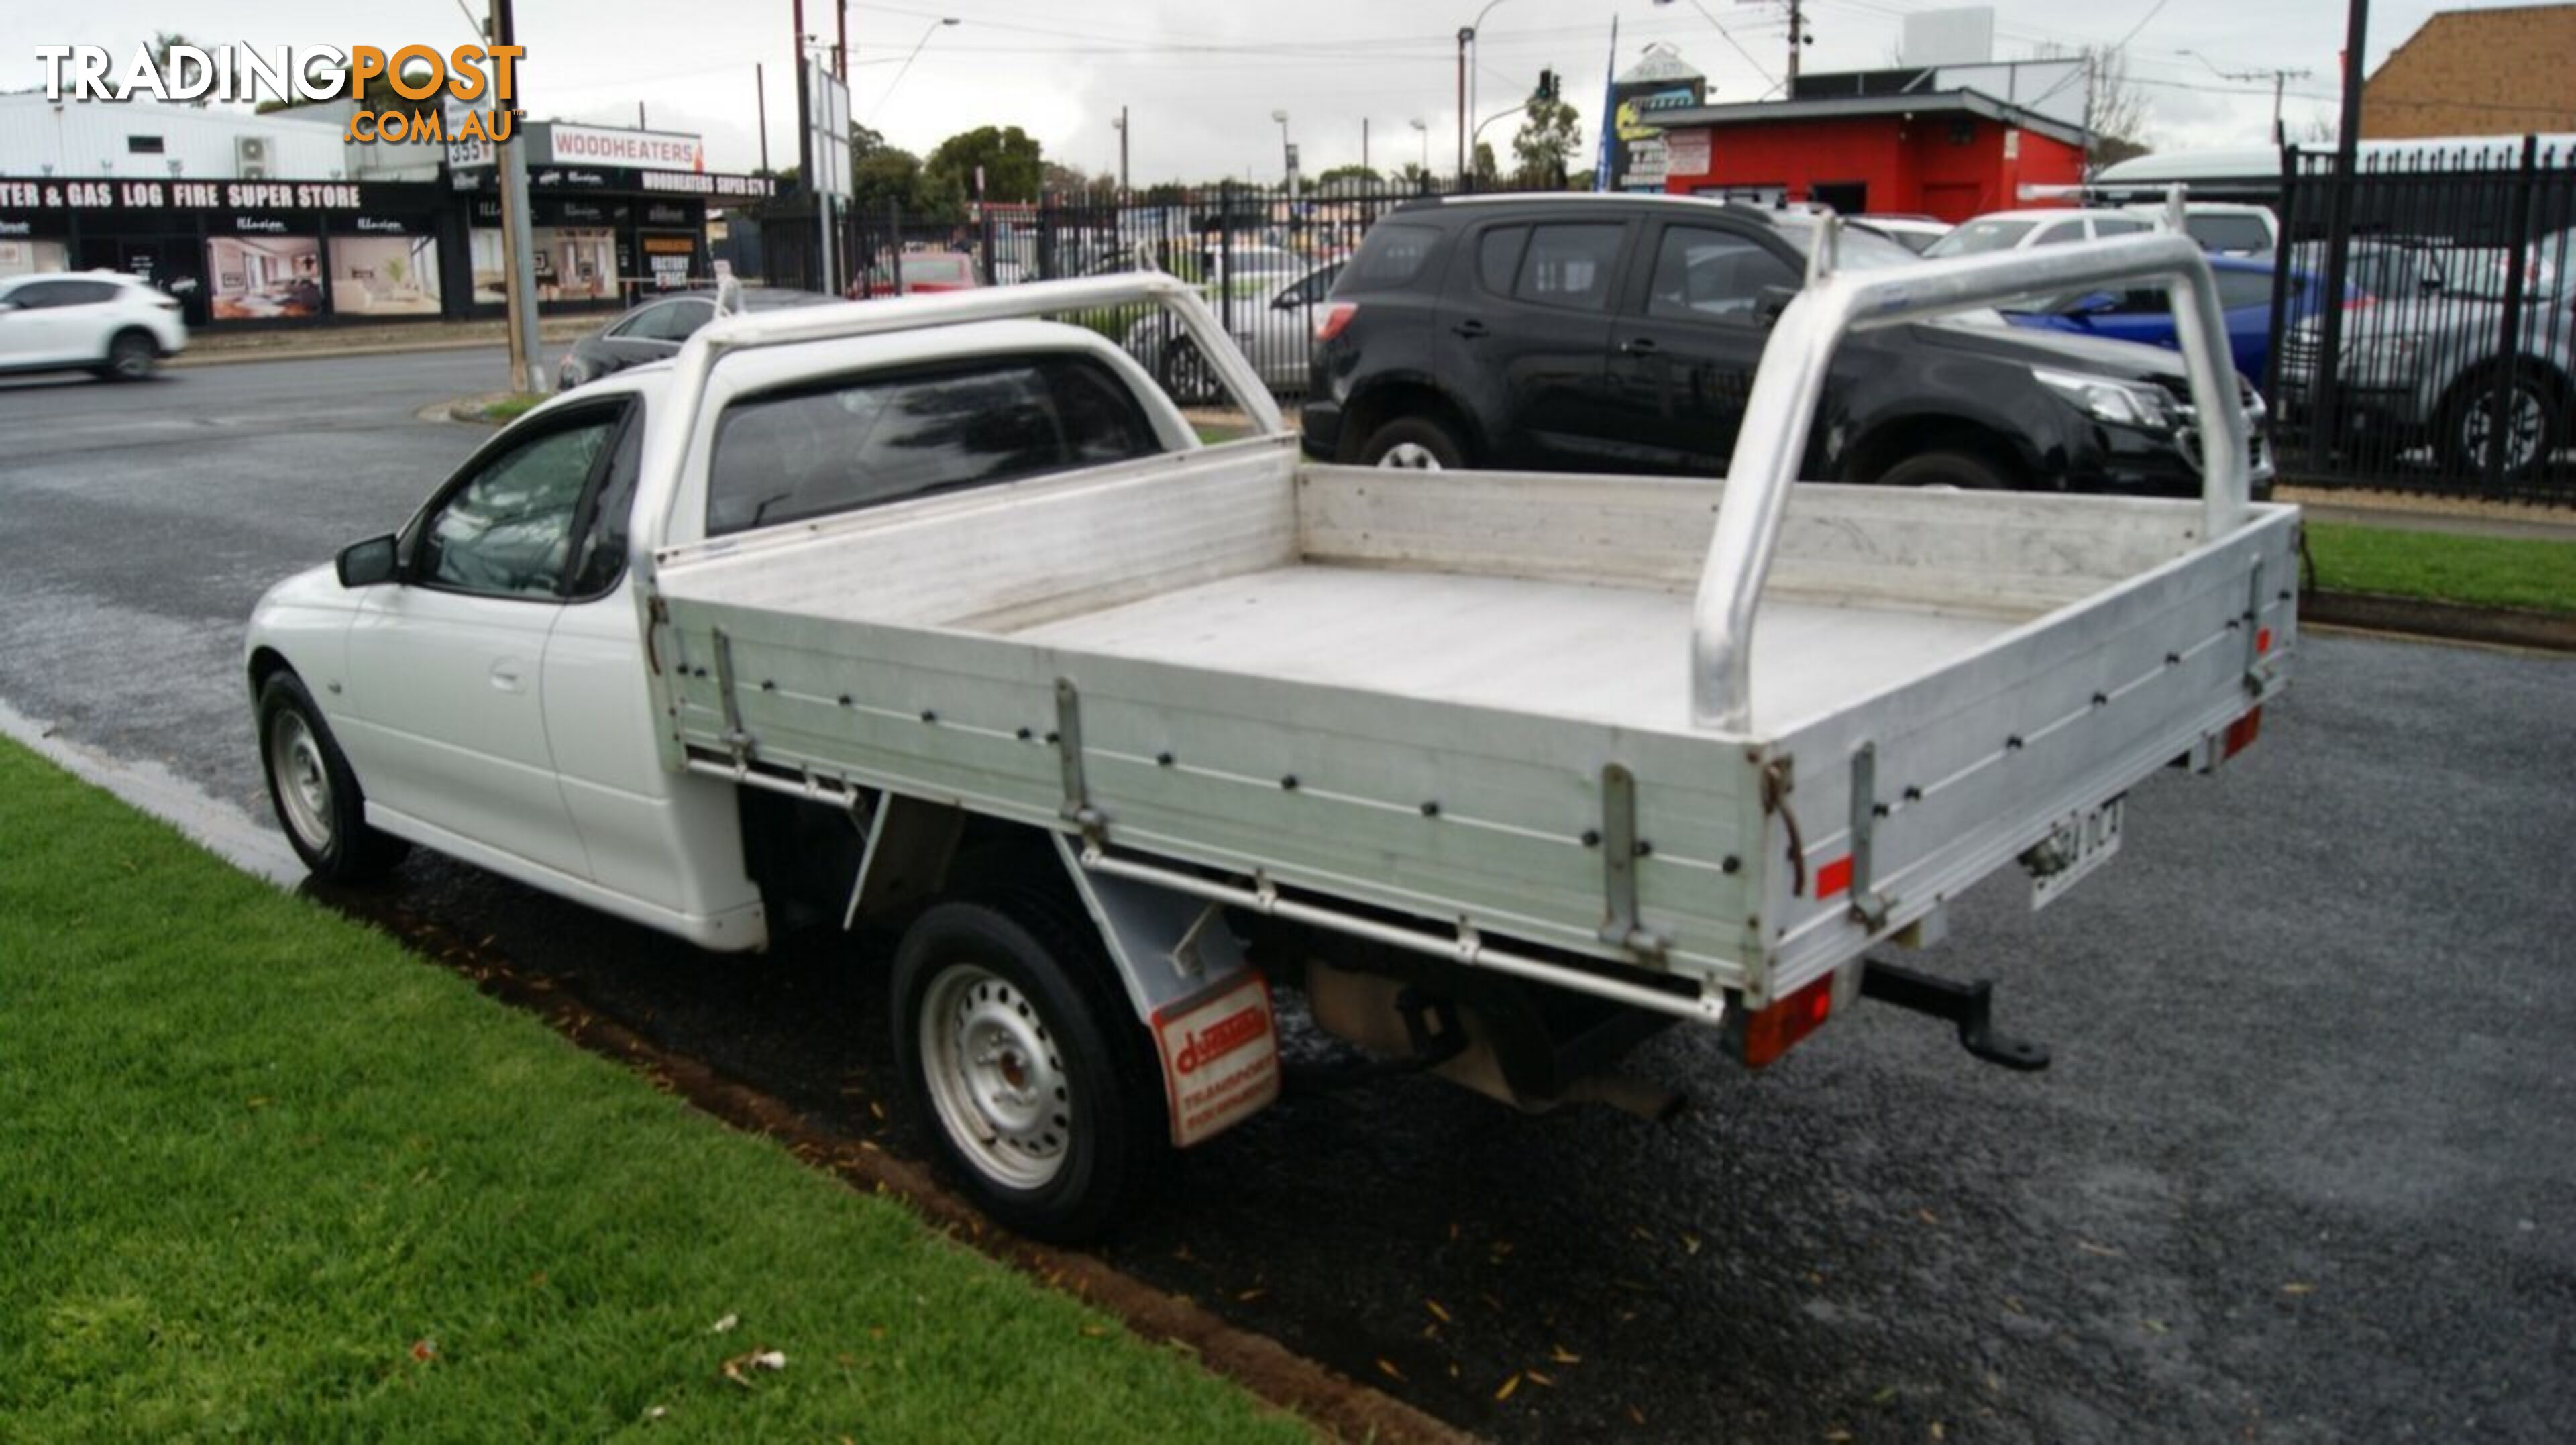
[0,271,189,380]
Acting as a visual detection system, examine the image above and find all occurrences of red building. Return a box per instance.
[1654,90,2086,223]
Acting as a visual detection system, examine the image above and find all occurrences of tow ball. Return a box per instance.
[1860,959,2053,1072]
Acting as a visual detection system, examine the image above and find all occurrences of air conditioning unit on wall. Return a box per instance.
[235,136,270,179]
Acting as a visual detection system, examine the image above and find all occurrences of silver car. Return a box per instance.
[2276,241,2573,480]
[1122,259,1344,400]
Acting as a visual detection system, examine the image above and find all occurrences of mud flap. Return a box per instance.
[1150,971,1283,1148]
[1052,833,1281,1147]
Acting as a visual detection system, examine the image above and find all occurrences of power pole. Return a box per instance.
[835,0,849,81]
[756,64,769,172]
[490,0,543,394]
[1785,0,1806,93]
[1118,105,1130,193]
[1362,117,1370,175]
[1455,28,1469,183]
[2310,0,2370,465]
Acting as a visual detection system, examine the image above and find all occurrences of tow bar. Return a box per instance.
[1860,959,2052,1072]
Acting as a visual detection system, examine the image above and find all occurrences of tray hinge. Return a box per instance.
[1055,678,1108,845]
[710,626,755,763]
[1848,741,1891,931]
[1595,763,1670,961]
[2241,555,2269,696]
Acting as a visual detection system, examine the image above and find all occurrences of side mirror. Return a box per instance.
[336,533,400,588]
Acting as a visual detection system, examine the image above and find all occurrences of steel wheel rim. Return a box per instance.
[268,712,333,853]
[1377,441,1444,470]
[918,963,1071,1190]
[2463,386,2544,470]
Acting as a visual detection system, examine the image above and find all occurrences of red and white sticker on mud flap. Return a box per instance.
[1150,971,1281,1148]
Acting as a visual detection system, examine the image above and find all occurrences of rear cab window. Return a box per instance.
[706,352,1167,536]
[1338,223,1442,292]
[1511,224,1625,311]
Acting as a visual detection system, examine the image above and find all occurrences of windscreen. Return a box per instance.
[1924,217,2037,258]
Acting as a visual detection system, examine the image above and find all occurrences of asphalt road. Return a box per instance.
[3,351,2571,1442]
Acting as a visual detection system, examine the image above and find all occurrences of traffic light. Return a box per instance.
[1535,68,1558,102]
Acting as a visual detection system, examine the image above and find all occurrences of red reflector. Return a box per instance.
[2255,626,2272,655]
[1314,301,1357,342]
[1815,854,1853,900]
[1740,973,1835,1069]
[2222,706,2263,759]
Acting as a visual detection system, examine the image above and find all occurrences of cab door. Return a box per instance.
[1436,217,1633,468]
[339,403,633,879]
[1600,221,1805,474]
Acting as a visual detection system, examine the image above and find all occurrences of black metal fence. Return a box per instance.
[2269,138,2576,504]
[790,176,1496,400]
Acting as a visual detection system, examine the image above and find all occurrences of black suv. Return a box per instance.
[1303,194,2268,494]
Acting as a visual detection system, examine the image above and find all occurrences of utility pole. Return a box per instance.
[2185,52,2313,145]
[1116,105,1129,194]
[490,0,543,394]
[637,101,646,128]
[1455,29,1469,183]
[756,64,769,172]
[1362,117,1370,175]
[2310,0,2370,466]
[836,0,849,81]
[1785,0,1807,93]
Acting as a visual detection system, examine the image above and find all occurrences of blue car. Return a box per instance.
[2005,255,2337,382]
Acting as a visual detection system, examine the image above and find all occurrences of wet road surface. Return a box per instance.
[3,354,2571,1440]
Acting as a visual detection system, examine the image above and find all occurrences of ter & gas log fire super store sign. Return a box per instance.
[0,180,376,215]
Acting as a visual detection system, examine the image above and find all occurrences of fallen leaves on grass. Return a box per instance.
[720,1349,788,1387]
[1375,1358,1405,1383]
[408,1338,437,1363]
[1495,1373,1521,1402]
[710,1313,739,1334]
[1549,1344,1581,1364]
[1424,1298,1451,1324]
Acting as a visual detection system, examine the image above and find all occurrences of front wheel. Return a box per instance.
[256,672,409,882]
[1156,336,1218,406]
[1875,447,2015,490]
[891,896,1167,1242]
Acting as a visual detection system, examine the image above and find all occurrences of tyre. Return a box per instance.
[2438,371,2565,482]
[892,896,1167,1242]
[1356,415,1467,470]
[99,329,158,382]
[1157,337,1218,406]
[256,672,410,882]
[1875,447,2015,490]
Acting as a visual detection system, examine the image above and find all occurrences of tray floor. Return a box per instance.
[1004,564,2018,734]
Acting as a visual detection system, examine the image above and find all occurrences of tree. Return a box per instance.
[851,146,962,223]
[1315,163,1382,189]
[1511,94,1584,190]
[924,125,1044,204]
[1393,161,1434,190]
[2042,43,2151,172]
[1041,160,1096,195]
[1472,141,1501,188]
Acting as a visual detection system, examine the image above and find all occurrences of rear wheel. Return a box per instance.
[256,672,409,882]
[1356,415,1466,470]
[2439,371,2564,482]
[98,329,158,382]
[892,896,1167,1242]
[1157,337,1218,406]
[1876,447,2015,490]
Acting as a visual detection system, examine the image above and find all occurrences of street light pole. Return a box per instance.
[1410,117,1428,183]
[1113,106,1129,195]
[1271,108,1296,203]
[1460,0,1513,186]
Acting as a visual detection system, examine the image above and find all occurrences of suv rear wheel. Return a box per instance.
[98,329,158,382]
[2440,370,2564,480]
[1357,416,1466,470]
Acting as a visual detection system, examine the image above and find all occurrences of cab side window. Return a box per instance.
[568,414,644,598]
[1646,227,1800,324]
[2032,221,2087,247]
[417,416,618,598]
[1511,224,1623,311]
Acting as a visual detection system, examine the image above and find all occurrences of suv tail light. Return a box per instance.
[1314,301,1357,343]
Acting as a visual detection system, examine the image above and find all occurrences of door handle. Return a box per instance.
[1619,336,1659,356]
[1450,319,1488,339]
[489,659,527,694]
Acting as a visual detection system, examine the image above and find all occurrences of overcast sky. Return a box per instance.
[3,0,2543,180]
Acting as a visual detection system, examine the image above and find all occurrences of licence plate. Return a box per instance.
[2031,796,2125,912]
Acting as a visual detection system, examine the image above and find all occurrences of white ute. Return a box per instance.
[247,229,2297,1239]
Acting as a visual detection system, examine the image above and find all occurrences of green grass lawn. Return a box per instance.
[480,393,545,423]
[2306,522,2576,614]
[0,740,1299,1442]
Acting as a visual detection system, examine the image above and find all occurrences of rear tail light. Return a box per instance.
[1314,301,1357,343]
[2222,706,2263,761]
[1737,972,1836,1069]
